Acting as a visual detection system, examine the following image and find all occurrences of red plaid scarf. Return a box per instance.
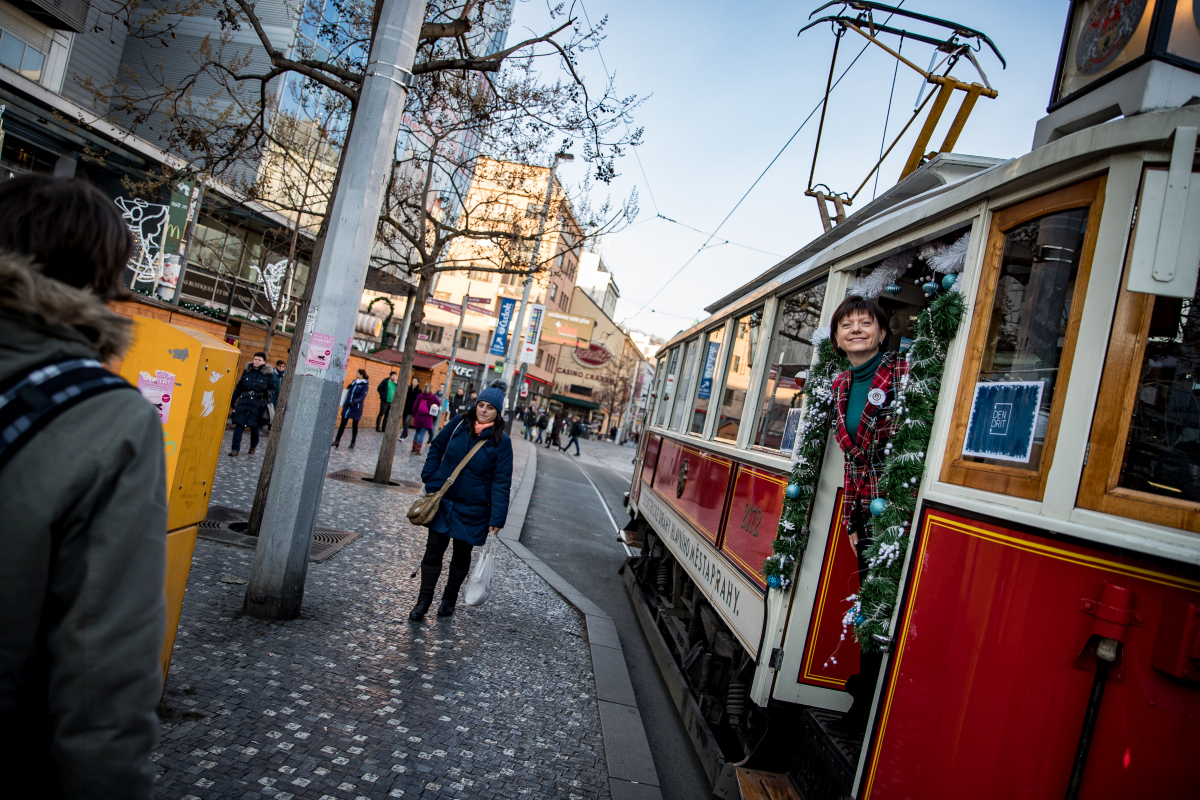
[832,350,908,534]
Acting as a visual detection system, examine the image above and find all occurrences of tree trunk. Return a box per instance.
[374,266,433,484]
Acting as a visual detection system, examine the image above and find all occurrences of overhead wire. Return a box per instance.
[622,3,910,325]
[873,33,903,200]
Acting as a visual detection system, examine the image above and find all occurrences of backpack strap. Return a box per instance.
[0,357,136,473]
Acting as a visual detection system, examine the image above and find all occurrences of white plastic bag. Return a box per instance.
[464,537,496,606]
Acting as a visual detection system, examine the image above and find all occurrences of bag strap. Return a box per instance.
[426,428,488,502]
[0,357,135,473]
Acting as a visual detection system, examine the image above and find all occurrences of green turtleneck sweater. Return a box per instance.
[845,349,885,440]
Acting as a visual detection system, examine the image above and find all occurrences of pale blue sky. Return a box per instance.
[509,0,1071,340]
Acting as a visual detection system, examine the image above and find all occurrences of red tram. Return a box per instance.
[621,3,1200,798]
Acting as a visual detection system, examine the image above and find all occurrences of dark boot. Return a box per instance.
[437,566,470,616]
[408,565,441,621]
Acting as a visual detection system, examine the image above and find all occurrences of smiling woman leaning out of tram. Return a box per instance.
[829,295,908,734]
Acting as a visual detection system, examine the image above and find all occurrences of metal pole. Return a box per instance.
[439,282,470,425]
[244,0,426,621]
[502,153,568,420]
[171,180,206,305]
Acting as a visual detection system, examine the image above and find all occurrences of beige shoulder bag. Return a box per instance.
[406,435,488,526]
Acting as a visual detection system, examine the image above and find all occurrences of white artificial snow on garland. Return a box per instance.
[919,232,970,276]
[845,250,914,299]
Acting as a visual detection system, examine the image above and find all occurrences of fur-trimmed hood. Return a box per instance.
[0,252,131,361]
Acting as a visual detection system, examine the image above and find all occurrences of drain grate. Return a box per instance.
[326,469,420,493]
[197,510,361,562]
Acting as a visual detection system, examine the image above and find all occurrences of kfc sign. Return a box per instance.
[572,343,612,368]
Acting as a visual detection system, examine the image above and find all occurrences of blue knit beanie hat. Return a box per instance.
[477,381,506,413]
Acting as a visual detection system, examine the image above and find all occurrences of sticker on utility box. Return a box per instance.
[962,380,1045,463]
[137,370,176,424]
[306,332,335,369]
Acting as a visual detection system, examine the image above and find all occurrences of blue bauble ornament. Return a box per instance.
[785,483,802,500]
[941,273,957,290]
[922,281,939,295]
[884,282,901,297]
[767,574,783,590]
[869,497,888,517]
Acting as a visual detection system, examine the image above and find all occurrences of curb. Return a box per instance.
[498,438,663,800]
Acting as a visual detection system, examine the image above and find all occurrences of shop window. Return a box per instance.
[670,339,700,431]
[1079,190,1200,532]
[655,347,681,427]
[419,323,443,344]
[753,279,826,450]
[716,308,765,443]
[535,349,544,367]
[943,177,1105,500]
[690,326,726,435]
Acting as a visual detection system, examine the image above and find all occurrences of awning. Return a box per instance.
[551,394,599,410]
[373,350,446,370]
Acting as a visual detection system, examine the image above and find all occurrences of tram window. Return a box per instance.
[655,347,680,427]
[753,281,826,450]
[944,177,1104,501]
[1080,215,1200,532]
[689,326,725,435]
[670,340,699,431]
[716,308,765,443]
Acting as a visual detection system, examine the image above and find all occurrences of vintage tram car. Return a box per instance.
[622,4,1200,798]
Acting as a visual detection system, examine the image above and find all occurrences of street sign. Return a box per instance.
[518,304,545,363]
[489,297,517,356]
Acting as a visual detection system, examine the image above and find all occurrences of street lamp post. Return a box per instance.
[502,151,572,422]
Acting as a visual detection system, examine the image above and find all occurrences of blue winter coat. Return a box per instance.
[341,378,369,420]
[230,364,277,427]
[421,416,513,546]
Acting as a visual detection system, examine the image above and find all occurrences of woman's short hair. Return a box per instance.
[254,351,267,359]
[0,175,134,299]
[830,295,890,356]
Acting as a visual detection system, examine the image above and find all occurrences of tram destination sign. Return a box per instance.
[640,489,766,656]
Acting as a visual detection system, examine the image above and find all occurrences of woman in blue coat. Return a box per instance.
[410,382,513,620]
[332,369,369,449]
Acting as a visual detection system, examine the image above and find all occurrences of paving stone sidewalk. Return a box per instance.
[154,427,608,799]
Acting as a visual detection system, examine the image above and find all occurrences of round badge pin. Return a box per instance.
[868,388,886,406]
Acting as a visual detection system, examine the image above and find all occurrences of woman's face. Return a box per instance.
[476,401,498,424]
[836,310,886,363]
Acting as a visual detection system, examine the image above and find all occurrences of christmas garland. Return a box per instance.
[845,288,965,652]
[761,331,846,590]
[762,233,970,653]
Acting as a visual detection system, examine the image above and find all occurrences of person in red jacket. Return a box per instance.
[410,383,441,454]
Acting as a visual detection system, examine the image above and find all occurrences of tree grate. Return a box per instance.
[198,507,362,562]
[326,468,421,493]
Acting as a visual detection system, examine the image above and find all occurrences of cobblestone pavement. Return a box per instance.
[155,427,609,799]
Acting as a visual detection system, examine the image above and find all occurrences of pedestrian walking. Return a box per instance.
[523,405,538,441]
[547,414,564,449]
[229,351,277,455]
[410,382,513,620]
[0,175,166,798]
[401,377,419,440]
[561,416,582,456]
[268,359,285,426]
[376,371,397,431]
[826,295,906,735]
[333,369,370,449]
[451,388,467,418]
[535,410,548,444]
[410,382,441,454]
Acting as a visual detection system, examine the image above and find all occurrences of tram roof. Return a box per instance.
[703,153,1004,315]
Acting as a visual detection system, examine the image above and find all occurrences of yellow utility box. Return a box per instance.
[118,316,240,683]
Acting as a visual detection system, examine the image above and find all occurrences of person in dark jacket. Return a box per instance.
[535,411,548,444]
[376,371,397,432]
[561,416,582,456]
[523,406,538,441]
[547,414,564,449]
[401,377,419,440]
[410,382,514,620]
[268,359,285,424]
[0,175,166,799]
[333,369,370,448]
[229,352,277,455]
